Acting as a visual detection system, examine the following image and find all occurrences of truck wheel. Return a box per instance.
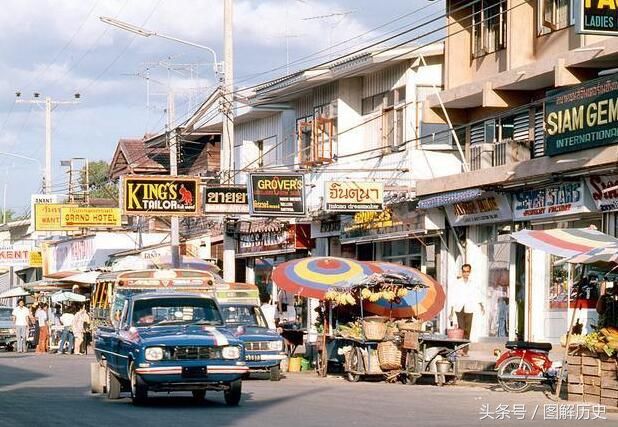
[90,363,104,393]
[269,365,281,381]
[224,380,242,406]
[192,390,206,401]
[130,363,148,405]
[106,368,121,400]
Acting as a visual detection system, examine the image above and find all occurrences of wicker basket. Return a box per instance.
[362,320,387,341]
[377,341,402,370]
[398,321,422,332]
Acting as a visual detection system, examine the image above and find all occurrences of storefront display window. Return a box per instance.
[549,256,569,310]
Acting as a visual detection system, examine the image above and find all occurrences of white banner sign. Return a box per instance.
[0,245,34,269]
[586,175,618,212]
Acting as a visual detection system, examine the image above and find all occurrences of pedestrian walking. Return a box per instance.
[11,299,30,353]
[56,308,75,354]
[35,303,49,353]
[449,264,484,356]
[28,304,39,350]
[72,305,90,355]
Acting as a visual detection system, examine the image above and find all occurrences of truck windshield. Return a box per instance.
[0,309,11,321]
[220,305,267,328]
[132,297,223,327]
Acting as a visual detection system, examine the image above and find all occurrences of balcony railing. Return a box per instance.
[468,139,531,171]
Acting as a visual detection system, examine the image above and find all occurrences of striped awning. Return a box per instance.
[417,188,483,209]
[511,228,618,258]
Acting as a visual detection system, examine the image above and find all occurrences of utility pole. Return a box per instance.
[168,90,181,268]
[222,0,236,283]
[15,93,80,194]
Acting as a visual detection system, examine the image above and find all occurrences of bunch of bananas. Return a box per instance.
[324,290,356,306]
[584,328,618,356]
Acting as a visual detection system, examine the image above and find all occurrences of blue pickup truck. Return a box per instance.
[92,292,248,405]
[219,302,286,381]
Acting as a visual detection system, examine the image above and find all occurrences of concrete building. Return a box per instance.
[418,0,618,343]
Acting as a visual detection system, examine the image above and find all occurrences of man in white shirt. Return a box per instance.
[56,309,75,354]
[11,299,30,353]
[449,264,485,355]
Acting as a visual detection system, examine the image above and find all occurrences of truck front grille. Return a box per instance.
[245,341,269,351]
[171,346,219,360]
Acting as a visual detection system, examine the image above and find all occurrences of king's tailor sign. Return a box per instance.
[122,176,200,216]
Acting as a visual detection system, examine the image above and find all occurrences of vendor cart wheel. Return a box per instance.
[224,379,242,406]
[269,365,282,381]
[130,363,148,405]
[346,348,362,383]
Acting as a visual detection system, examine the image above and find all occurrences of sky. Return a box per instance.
[0,0,444,215]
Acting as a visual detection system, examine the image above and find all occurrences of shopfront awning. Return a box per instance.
[511,228,618,258]
[417,188,483,209]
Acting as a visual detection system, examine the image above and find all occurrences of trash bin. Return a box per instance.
[288,356,302,372]
[300,358,311,371]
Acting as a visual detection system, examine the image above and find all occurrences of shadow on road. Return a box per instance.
[0,363,50,387]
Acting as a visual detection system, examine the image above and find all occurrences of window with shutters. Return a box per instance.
[538,0,570,35]
[472,0,507,58]
[533,107,545,158]
[362,87,406,150]
[296,102,337,167]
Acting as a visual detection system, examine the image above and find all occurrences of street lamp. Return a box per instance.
[99,16,223,77]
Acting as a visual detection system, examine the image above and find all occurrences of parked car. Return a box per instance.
[92,292,248,405]
[0,306,16,351]
[219,303,286,381]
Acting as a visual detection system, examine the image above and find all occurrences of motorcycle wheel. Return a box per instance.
[497,357,533,393]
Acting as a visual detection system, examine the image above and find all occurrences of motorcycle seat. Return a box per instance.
[505,341,552,352]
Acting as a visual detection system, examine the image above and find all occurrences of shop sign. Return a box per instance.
[237,221,296,257]
[248,173,305,217]
[444,192,512,226]
[586,174,618,212]
[29,250,42,268]
[340,204,430,243]
[34,203,79,231]
[0,245,32,268]
[42,236,96,275]
[575,0,618,35]
[324,181,384,212]
[545,74,618,156]
[512,181,596,221]
[60,207,122,228]
[311,218,341,238]
[121,175,200,216]
[203,186,248,214]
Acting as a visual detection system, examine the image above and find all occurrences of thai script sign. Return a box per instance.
[29,250,42,268]
[60,207,122,228]
[586,174,618,212]
[34,203,79,231]
[122,176,200,216]
[545,74,618,156]
[236,220,296,257]
[513,181,595,220]
[575,0,618,35]
[248,173,305,217]
[324,181,384,212]
[203,186,249,214]
[444,192,512,226]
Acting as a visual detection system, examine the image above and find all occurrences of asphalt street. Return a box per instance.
[0,352,616,427]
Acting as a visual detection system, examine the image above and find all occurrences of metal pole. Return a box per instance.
[222,0,236,282]
[45,97,52,194]
[168,91,181,268]
[2,182,6,224]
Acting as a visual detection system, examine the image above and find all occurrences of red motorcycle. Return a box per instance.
[495,341,562,393]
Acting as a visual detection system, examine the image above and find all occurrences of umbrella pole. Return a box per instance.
[320,301,329,378]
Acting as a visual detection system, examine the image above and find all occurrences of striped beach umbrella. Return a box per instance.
[362,262,445,320]
[272,257,379,299]
[560,243,618,267]
[511,228,618,258]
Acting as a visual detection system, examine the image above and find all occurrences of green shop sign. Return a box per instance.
[545,74,618,156]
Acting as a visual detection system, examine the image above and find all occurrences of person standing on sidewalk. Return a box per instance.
[72,305,90,355]
[56,308,75,354]
[11,299,30,353]
[449,264,484,356]
[35,303,49,353]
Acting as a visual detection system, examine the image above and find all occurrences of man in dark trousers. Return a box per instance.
[449,264,484,355]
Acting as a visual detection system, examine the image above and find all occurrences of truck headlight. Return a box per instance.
[268,340,284,351]
[222,346,240,359]
[145,347,164,361]
[8,328,15,335]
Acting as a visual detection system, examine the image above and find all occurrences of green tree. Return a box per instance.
[1,209,15,223]
[82,160,119,200]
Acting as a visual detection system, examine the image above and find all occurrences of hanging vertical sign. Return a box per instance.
[575,0,618,35]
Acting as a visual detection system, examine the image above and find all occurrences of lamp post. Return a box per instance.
[100,15,228,270]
